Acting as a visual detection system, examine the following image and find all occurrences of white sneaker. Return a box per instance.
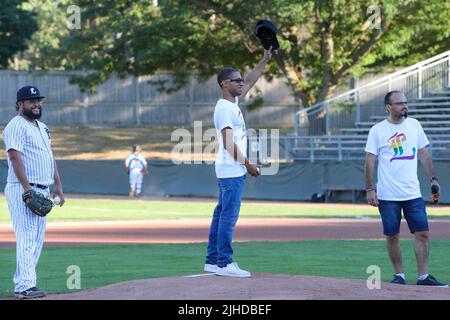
[204,264,217,273]
[216,262,251,278]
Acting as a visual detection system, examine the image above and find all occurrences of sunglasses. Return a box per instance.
[226,78,245,83]
[389,101,408,106]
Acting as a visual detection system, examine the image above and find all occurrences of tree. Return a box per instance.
[21,0,450,107]
[11,0,71,70]
[0,0,37,68]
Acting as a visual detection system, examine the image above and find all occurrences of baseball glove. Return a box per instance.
[22,189,54,217]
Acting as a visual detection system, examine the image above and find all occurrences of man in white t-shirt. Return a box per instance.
[365,91,447,287]
[203,47,275,277]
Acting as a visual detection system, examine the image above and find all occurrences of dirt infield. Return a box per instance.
[27,273,450,300]
[1,273,448,300]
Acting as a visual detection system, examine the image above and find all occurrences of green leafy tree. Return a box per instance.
[0,0,37,68]
[12,0,71,70]
[20,0,450,107]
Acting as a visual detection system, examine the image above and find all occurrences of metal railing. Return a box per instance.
[295,50,450,136]
[279,135,450,162]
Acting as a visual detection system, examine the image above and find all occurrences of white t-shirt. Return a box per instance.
[214,97,247,178]
[365,118,429,201]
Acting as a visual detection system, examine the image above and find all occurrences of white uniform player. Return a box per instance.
[125,145,148,197]
[3,85,65,299]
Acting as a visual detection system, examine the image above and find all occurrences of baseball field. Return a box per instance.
[1,195,449,299]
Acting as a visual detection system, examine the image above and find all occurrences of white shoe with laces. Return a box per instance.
[204,264,217,273]
[216,262,251,278]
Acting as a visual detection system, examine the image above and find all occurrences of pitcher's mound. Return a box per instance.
[43,273,449,300]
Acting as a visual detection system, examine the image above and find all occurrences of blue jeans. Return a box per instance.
[378,197,429,236]
[205,175,246,267]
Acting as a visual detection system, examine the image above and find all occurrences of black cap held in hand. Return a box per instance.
[254,19,280,50]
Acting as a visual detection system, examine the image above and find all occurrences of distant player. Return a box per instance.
[3,85,65,299]
[125,145,148,197]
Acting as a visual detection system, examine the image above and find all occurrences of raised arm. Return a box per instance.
[240,48,274,98]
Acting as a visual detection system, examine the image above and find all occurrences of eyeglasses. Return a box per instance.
[226,78,245,84]
[389,101,408,106]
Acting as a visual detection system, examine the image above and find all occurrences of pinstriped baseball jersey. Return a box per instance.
[3,115,54,185]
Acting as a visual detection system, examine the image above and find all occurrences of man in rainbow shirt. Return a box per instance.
[364,90,447,287]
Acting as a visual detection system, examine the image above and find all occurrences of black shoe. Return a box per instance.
[14,287,47,299]
[416,274,449,287]
[390,275,406,285]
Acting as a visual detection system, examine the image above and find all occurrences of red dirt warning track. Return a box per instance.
[1,218,450,248]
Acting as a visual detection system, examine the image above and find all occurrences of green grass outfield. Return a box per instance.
[1,196,450,222]
[1,239,449,296]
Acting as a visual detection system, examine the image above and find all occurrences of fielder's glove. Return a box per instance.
[22,189,54,217]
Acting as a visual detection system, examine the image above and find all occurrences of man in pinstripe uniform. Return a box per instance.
[3,85,65,299]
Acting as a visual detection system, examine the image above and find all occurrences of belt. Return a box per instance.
[30,183,48,189]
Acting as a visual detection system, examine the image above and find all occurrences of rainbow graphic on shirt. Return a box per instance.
[388,132,416,162]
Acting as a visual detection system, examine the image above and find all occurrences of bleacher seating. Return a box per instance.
[286,87,450,161]
[342,90,450,136]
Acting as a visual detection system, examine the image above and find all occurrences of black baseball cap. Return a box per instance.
[16,85,45,102]
[254,19,280,50]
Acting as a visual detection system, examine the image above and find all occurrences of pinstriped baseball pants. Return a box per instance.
[4,183,48,292]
